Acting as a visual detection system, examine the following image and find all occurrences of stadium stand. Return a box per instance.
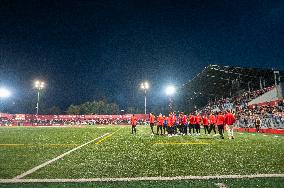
[181,65,283,106]
[181,64,284,131]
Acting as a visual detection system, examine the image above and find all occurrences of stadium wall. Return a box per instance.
[235,127,284,134]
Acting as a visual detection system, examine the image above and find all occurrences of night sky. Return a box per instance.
[0,0,283,113]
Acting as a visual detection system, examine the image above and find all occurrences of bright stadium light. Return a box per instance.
[34,80,45,115]
[166,85,176,112]
[0,88,11,98]
[35,80,45,90]
[141,81,149,90]
[140,81,150,114]
[166,85,176,96]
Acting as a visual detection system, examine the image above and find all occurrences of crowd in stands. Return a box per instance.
[199,86,284,129]
[0,117,142,126]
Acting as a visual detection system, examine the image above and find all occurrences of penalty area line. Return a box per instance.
[12,132,110,180]
[2,174,284,183]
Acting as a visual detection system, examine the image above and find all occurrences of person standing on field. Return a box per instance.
[195,113,202,135]
[181,112,187,135]
[167,112,174,136]
[216,111,225,139]
[255,116,261,133]
[202,114,209,135]
[131,114,137,134]
[189,113,196,135]
[163,115,168,135]
[149,112,155,135]
[209,112,217,135]
[157,113,164,135]
[224,109,236,139]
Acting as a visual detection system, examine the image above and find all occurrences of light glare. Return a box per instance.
[166,85,175,96]
[0,88,11,98]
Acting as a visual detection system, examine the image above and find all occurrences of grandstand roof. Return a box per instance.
[182,64,284,100]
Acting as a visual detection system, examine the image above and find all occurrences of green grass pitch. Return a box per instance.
[0,125,283,187]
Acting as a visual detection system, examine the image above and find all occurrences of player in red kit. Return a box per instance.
[208,112,217,135]
[195,113,202,135]
[224,109,236,139]
[181,112,187,135]
[157,113,164,135]
[189,113,196,135]
[149,112,155,135]
[216,111,225,139]
[131,114,137,134]
[202,114,209,135]
[167,112,174,136]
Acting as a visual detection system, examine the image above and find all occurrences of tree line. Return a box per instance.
[66,100,119,115]
[41,100,142,115]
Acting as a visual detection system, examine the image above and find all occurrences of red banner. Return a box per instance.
[235,128,284,134]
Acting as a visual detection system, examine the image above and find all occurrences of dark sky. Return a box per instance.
[0,0,283,113]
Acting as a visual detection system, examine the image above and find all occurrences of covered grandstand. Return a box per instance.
[180,64,284,112]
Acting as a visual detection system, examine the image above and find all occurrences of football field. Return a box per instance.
[0,125,283,187]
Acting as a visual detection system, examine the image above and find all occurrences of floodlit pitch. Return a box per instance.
[0,125,283,187]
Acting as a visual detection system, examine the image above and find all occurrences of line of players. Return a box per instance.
[131,109,236,139]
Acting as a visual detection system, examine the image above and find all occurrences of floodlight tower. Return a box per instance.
[140,81,149,114]
[34,80,45,115]
[166,85,176,112]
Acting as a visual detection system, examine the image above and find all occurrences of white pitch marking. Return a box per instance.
[215,183,228,188]
[12,133,110,180]
[274,135,279,138]
[1,174,283,183]
[263,135,268,137]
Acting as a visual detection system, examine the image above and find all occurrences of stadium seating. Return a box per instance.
[198,86,284,129]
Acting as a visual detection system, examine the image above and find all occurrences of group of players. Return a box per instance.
[131,109,236,139]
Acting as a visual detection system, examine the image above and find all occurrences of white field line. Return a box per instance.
[12,133,110,180]
[215,182,228,188]
[1,174,283,183]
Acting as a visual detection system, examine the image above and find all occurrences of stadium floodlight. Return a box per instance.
[34,80,45,115]
[0,88,11,98]
[166,85,175,96]
[140,81,150,114]
[166,85,176,112]
[35,80,45,90]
